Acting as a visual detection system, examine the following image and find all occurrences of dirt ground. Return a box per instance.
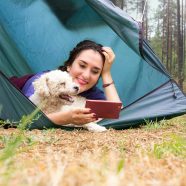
[0,115,186,186]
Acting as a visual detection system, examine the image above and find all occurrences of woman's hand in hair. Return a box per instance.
[101,47,115,77]
[101,47,121,102]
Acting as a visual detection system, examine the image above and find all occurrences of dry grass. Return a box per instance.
[0,115,186,186]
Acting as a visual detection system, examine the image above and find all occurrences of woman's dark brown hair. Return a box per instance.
[58,40,105,71]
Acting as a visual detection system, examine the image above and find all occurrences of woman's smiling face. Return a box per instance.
[67,49,104,93]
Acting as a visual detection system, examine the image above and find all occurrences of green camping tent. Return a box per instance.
[0,0,186,129]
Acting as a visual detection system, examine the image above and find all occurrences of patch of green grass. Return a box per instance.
[142,119,169,130]
[0,109,41,185]
[141,115,186,131]
[117,159,125,174]
[0,108,40,168]
[0,134,24,162]
[152,134,186,159]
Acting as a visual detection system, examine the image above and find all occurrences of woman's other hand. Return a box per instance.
[101,47,121,103]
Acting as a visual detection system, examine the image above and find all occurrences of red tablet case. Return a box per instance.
[85,100,122,119]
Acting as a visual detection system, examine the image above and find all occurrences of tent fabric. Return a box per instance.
[0,0,185,129]
[86,0,140,55]
[142,39,171,77]
[0,24,32,76]
[100,80,186,129]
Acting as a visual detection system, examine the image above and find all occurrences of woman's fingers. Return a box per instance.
[102,47,115,69]
[102,47,115,61]
[102,51,109,60]
[74,108,92,114]
[71,108,97,125]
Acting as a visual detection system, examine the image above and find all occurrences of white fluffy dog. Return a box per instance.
[30,70,107,132]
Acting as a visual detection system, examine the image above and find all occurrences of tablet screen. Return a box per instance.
[85,100,122,119]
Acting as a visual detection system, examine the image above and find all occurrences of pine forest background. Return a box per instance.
[112,0,186,91]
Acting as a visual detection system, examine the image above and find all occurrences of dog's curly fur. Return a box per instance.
[30,70,107,132]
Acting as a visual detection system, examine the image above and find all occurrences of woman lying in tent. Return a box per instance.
[10,40,121,127]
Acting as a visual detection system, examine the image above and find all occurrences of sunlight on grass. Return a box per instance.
[152,134,186,159]
[0,115,185,186]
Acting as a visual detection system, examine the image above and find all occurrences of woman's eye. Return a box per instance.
[79,64,86,68]
[92,70,99,74]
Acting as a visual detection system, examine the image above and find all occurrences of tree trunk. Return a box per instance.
[162,0,166,64]
[169,23,173,74]
[166,0,170,71]
[183,0,186,81]
[111,0,124,9]
[177,0,184,89]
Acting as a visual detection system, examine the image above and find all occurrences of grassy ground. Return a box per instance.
[0,115,185,186]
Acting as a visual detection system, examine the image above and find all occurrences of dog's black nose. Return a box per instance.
[74,86,79,91]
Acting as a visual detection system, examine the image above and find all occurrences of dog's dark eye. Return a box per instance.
[60,82,65,86]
